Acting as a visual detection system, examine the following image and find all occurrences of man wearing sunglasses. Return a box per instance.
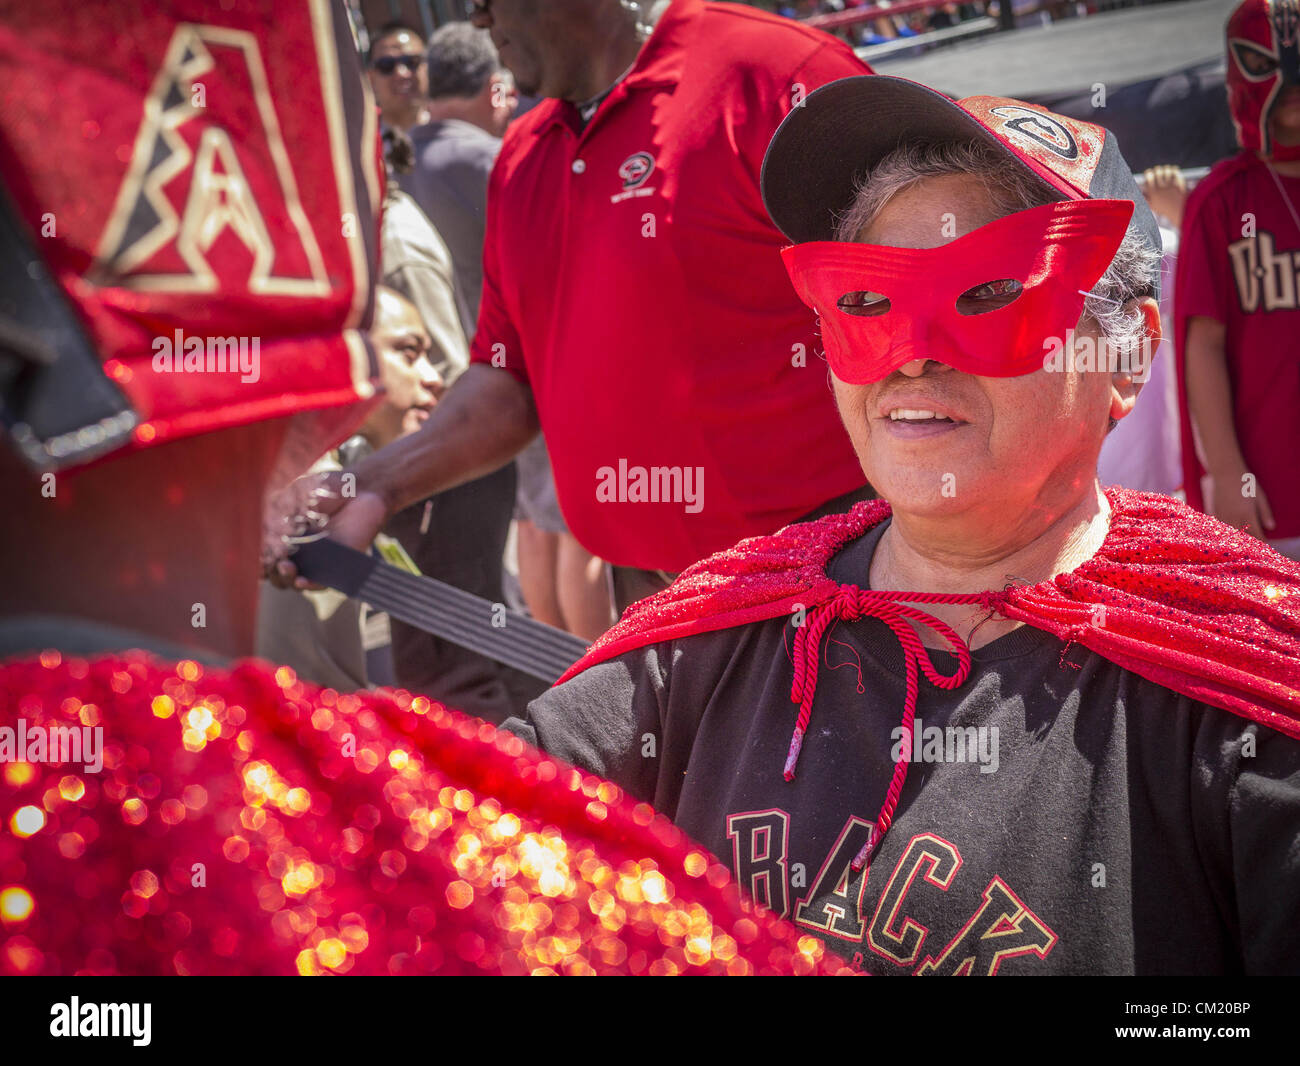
[367,20,430,132]
[506,76,1300,974]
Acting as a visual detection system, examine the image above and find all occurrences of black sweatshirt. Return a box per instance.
[506,522,1300,975]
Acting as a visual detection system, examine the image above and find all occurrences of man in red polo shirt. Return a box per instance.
[292,0,872,612]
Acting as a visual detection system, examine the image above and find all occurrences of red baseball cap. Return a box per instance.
[760,75,1161,299]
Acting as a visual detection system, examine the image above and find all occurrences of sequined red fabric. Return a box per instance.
[567,487,1300,741]
[0,1,382,455]
[0,653,850,976]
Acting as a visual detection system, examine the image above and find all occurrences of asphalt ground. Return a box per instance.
[872,0,1235,99]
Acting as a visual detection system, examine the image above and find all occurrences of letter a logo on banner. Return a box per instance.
[94,24,329,296]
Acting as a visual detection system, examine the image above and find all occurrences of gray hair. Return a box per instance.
[425,22,502,99]
[832,140,1160,368]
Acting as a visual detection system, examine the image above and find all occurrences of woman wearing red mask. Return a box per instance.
[508,76,1300,976]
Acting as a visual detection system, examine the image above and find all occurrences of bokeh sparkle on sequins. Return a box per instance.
[1,651,847,976]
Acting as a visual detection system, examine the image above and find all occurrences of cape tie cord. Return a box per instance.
[785,585,1002,871]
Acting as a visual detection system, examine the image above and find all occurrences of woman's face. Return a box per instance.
[829,173,1126,532]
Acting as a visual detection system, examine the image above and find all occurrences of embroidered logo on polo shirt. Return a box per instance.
[611,151,656,203]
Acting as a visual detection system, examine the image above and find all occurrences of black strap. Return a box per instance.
[290,536,589,685]
[0,185,138,471]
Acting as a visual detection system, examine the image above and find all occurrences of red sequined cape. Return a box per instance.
[561,488,1300,742]
[0,655,850,976]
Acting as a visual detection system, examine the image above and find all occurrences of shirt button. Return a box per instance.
[571,158,586,174]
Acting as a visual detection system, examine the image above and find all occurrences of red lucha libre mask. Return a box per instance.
[1227,0,1300,160]
[781,198,1133,385]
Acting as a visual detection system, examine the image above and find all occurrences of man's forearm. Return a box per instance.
[351,362,539,515]
[1184,316,1246,476]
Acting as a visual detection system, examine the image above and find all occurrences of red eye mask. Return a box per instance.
[782,198,1134,384]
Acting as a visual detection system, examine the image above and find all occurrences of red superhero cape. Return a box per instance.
[561,487,1300,868]
[565,486,1300,737]
[564,488,1300,733]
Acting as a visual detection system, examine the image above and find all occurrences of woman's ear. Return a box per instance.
[1109,297,1161,423]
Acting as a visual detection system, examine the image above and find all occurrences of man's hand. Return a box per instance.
[263,470,390,589]
[313,480,391,554]
[1205,467,1277,541]
[263,364,539,588]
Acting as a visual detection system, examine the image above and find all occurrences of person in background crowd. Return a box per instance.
[1096,165,1187,495]
[274,0,875,619]
[1142,164,1189,230]
[423,20,517,138]
[378,123,547,721]
[1177,0,1300,559]
[403,21,514,329]
[358,289,444,448]
[378,127,469,387]
[513,433,616,643]
[405,22,613,640]
[367,20,431,132]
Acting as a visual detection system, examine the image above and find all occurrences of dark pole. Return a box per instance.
[998,0,1016,30]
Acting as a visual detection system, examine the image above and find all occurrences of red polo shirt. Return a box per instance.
[470,0,870,572]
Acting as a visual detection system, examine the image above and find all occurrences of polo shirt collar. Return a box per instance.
[623,0,701,90]
[532,0,703,137]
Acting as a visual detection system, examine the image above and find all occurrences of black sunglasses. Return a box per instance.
[372,54,425,75]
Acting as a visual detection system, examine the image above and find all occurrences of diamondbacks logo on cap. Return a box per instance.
[988,104,1080,160]
[964,97,1105,197]
[611,151,657,203]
